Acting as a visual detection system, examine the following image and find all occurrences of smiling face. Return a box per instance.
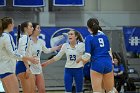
[68,30,77,43]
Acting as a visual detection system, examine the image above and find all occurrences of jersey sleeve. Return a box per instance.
[81,36,92,61]
[3,34,23,60]
[53,43,66,61]
[78,43,85,53]
[41,40,52,54]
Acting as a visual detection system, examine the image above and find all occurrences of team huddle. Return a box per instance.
[0,17,118,93]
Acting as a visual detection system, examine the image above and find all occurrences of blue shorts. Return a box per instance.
[0,73,13,79]
[90,57,113,74]
[16,61,26,75]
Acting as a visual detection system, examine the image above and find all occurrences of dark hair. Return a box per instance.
[17,21,30,43]
[0,19,3,37]
[87,18,102,35]
[16,24,21,45]
[32,23,39,31]
[113,57,121,66]
[70,30,83,42]
[1,17,13,30]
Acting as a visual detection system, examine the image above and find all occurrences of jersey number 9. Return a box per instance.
[98,38,104,47]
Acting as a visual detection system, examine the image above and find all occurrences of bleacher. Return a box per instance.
[112,52,140,92]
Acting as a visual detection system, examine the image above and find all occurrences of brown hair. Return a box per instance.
[0,17,13,36]
[31,22,39,35]
[1,17,13,30]
[87,18,102,35]
[69,30,83,42]
[0,19,3,37]
[17,21,31,43]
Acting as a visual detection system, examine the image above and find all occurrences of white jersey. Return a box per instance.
[54,42,85,68]
[0,32,23,74]
[17,35,31,57]
[29,38,52,74]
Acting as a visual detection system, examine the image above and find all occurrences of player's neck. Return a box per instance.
[31,36,38,43]
[4,29,10,33]
[70,41,76,48]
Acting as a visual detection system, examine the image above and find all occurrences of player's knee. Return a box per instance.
[107,87,117,93]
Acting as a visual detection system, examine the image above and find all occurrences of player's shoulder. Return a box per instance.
[37,38,45,46]
[2,32,9,37]
[85,34,93,40]
[2,33,11,40]
[78,42,85,46]
[61,43,68,48]
[62,43,67,46]
[20,35,28,40]
[38,38,45,43]
[98,30,104,35]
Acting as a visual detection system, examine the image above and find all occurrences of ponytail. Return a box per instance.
[17,24,21,44]
[73,30,83,42]
[77,32,83,42]
[91,23,99,35]
[0,19,3,37]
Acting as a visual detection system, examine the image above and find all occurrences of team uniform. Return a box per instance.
[0,32,23,78]
[53,42,85,93]
[16,35,31,75]
[84,31,112,74]
[29,38,52,74]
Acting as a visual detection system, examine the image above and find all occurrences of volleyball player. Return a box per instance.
[16,21,36,93]
[42,30,85,93]
[30,23,61,93]
[0,17,38,93]
[77,18,118,93]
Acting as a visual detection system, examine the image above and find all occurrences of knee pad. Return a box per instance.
[107,87,116,93]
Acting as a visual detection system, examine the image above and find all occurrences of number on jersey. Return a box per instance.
[37,50,40,56]
[98,38,104,47]
[69,55,76,61]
